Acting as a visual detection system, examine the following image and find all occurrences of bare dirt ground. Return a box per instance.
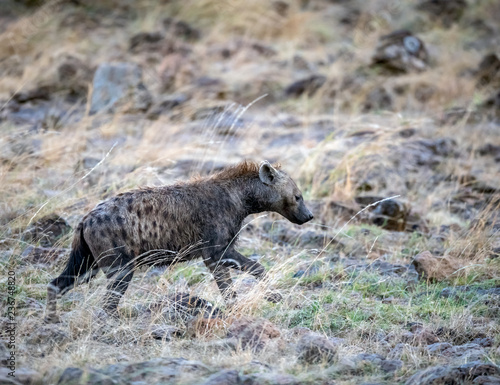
[0,1,499,384]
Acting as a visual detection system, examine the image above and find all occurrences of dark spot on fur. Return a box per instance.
[121,228,127,240]
[127,197,134,205]
[159,224,164,231]
[112,240,119,249]
[127,204,134,213]
[152,220,157,228]
[89,218,94,226]
[103,214,111,223]
[144,205,153,215]
[131,220,136,227]
[148,230,153,238]
[96,216,102,225]
[116,216,124,225]
[136,209,142,219]
[100,230,107,238]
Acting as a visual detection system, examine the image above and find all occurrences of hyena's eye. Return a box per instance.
[295,195,301,202]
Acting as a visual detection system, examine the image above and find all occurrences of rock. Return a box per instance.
[200,369,240,385]
[365,260,411,276]
[0,341,9,366]
[227,317,280,352]
[56,55,93,98]
[355,196,408,231]
[150,325,184,341]
[12,84,56,103]
[163,17,200,40]
[89,62,152,115]
[405,361,500,385]
[476,53,500,89]
[403,327,440,346]
[0,367,41,384]
[247,372,302,385]
[371,30,429,74]
[57,367,84,385]
[380,359,403,373]
[414,83,436,103]
[26,325,70,346]
[284,75,326,98]
[23,214,71,247]
[476,144,500,158]
[21,246,68,264]
[129,31,164,53]
[147,93,188,119]
[427,342,486,362]
[336,353,401,375]
[412,251,464,282]
[272,1,290,17]
[479,90,500,122]
[251,42,277,58]
[363,87,393,112]
[84,357,211,384]
[416,0,467,28]
[416,138,457,158]
[440,107,482,125]
[292,55,313,71]
[297,332,338,364]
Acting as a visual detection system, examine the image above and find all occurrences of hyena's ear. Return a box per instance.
[259,161,278,185]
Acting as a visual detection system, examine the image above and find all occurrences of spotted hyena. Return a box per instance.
[46,160,313,322]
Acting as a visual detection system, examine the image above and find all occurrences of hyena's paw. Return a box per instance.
[264,291,283,303]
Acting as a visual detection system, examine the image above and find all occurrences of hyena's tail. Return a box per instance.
[46,222,97,323]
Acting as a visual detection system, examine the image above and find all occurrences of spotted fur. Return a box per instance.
[46,160,313,322]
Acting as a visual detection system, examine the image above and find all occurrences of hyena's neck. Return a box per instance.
[230,175,274,215]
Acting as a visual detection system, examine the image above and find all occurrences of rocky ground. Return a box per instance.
[0,0,499,384]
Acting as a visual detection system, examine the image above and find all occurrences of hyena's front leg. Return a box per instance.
[219,249,282,303]
[203,258,237,302]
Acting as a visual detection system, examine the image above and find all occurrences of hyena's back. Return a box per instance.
[82,186,207,268]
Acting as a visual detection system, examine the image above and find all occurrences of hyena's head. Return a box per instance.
[259,161,314,225]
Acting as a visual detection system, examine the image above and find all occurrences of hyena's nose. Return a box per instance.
[307,212,314,221]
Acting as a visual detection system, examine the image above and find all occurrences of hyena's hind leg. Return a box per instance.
[102,257,135,318]
[46,225,97,323]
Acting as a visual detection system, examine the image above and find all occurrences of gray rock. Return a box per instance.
[200,370,240,385]
[427,342,486,362]
[405,361,500,385]
[363,87,393,112]
[150,325,184,341]
[416,0,467,28]
[163,17,200,40]
[147,93,188,119]
[0,367,41,385]
[57,367,84,385]
[23,213,71,247]
[371,30,429,74]
[21,246,68,264]
[247,372,302,385]
[227,317,280,352]
[355,196,409,231]
[284,75,326,98]
[297,332,338,364]
[89,63,152,115]
[381,359,403,373]
[129,31,164,53]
